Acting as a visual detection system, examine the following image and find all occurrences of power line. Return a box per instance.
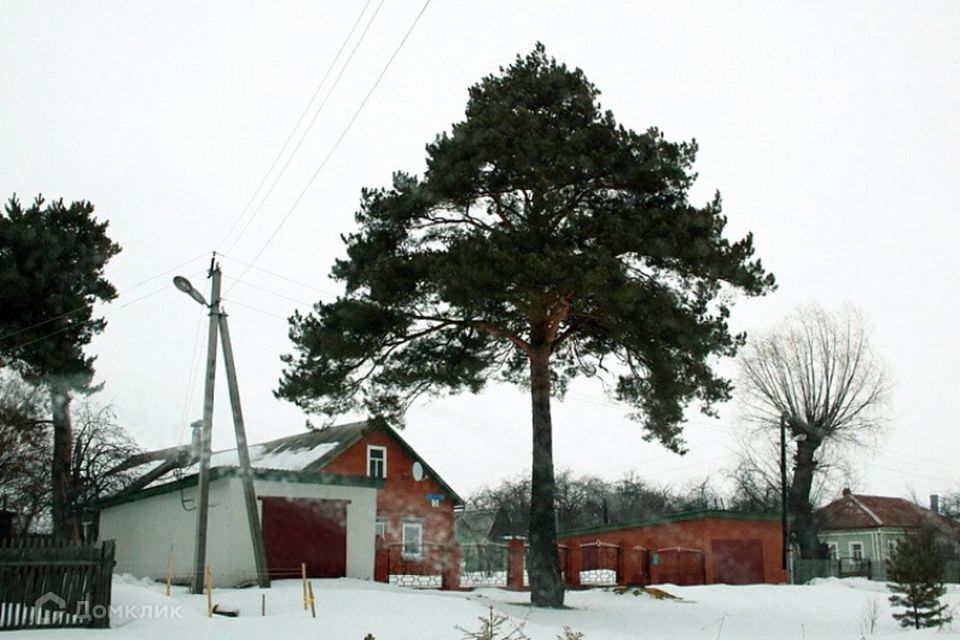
[0,267,208,354]
[221,0,384,257]
[231,0,432,289]
[0,252,208,345]
[220,298,290,321]
[220,275,313,307]
[218,252,337,296]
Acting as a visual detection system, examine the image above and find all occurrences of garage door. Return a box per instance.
[712,539,764,584]
[261,497,349,579]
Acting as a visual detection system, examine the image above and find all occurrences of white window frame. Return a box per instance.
[375,518,386,539]
[827,542,838,560]
[887,539,898,558]
[367,445,387,478]
[849,542,864,561]
[401,521,423,560]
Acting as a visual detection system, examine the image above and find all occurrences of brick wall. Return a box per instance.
[559,515,787,584]
[321,430,456,547]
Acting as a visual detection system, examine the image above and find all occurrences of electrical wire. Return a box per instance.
[219,252,337,296]
[0,252,208,346]
[220,0,384,257]
[229,0,432,290]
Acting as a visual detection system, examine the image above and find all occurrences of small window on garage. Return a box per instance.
[402,521,423,559]
[367,445,386,478]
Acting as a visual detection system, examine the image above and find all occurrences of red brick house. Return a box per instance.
[558,510,787,585]
[312,421,464,575]
[102,420,462,586]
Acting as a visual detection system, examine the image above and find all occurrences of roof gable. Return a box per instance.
[815,493,960,535]
[110,419,462,505]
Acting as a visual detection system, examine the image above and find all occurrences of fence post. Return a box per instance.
[565,543,581,588]
[441,544,460,591]
[618,541,637,585]
[506,538,525,591]
[374,539,388,584]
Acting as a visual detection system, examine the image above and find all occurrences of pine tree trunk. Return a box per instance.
[49,383,74,539]
[527,347,564,608]
[789,438,820,559]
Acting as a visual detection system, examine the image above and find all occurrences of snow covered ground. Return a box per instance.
[6,575,959,639]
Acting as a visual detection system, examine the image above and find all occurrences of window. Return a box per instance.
[850,542,863,561]
[375,518,386,539]
[402,521,423,559]
[887,539,898,558]
[367,445,386,478]
[827,542,838,560]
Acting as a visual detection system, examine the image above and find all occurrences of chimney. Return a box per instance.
[930,494,940,514]
[842,487,851,497]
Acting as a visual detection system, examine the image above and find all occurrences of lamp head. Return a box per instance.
[173,276,208,306]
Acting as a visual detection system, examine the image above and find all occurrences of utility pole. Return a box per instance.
[179,257,271,592]
[191,261,221,594]
[219,310,270,587]
[779,413,789,576]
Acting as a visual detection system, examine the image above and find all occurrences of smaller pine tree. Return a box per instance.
[887,528,952,629]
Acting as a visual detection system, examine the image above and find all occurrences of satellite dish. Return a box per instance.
[412,461,424,481]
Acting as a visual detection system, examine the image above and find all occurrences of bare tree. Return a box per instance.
[66,402,141,536]
[737,305,889,558]
[0,370,50,532]
[0,370,140,536]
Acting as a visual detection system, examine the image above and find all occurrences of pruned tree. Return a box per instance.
[277,45,774,606]
[0,195,121,537]
[737,305,889,558]
[887,528,952,629]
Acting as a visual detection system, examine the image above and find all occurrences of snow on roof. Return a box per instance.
[140,441,340,489]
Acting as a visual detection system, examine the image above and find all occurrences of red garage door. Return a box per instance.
[712,539,764,584]
[262,497,349,579]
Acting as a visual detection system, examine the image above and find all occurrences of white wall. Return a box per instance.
[99,477,377,586]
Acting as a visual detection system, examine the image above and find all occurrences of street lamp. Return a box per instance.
[173,263,270,592]
[173,275,208,307]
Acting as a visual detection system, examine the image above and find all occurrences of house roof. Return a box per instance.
[814,491,960,535]
[105,420,463,506]
[558,509,779,538]
[97,466,383,509]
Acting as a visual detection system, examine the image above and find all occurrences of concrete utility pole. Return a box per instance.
[180,257,271,594]
[219,310,270,587]
[191,262,221,594]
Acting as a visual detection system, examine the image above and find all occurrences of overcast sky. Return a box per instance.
[2,1,958,505]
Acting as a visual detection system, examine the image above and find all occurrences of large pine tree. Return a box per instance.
[277,45,774,607]
[0,195,121,538]
[887,528,952,629]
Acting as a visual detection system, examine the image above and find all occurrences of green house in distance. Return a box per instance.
[813,489,960,580]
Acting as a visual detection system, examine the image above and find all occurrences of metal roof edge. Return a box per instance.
[557,509,780,538]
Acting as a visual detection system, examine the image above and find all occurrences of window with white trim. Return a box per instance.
[887,539,898,558]
[827,542,838,560]
[375,518,386,539]
[850,542,863,561]
[367,445,386,478]
[402,521,423,559]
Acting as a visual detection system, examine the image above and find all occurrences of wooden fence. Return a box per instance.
[0,538,116,630]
